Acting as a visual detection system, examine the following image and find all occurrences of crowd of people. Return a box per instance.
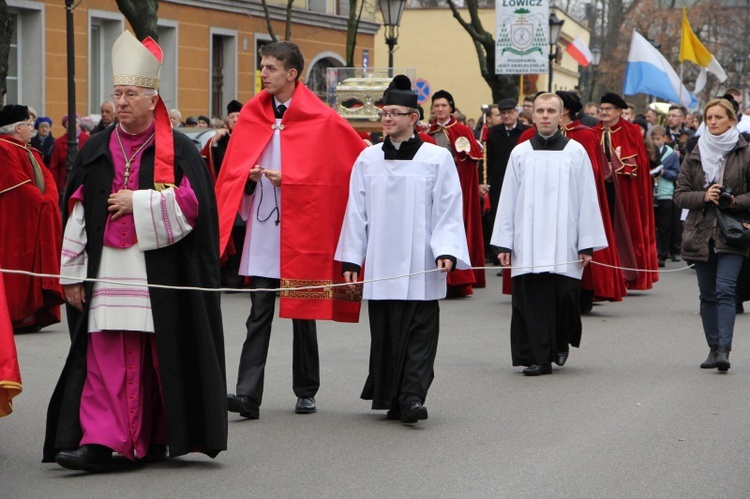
[2,29,750,475]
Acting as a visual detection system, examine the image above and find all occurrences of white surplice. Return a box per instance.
[335,142,471,301]
[490,138,608,280]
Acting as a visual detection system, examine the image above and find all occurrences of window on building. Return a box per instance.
[5,6,44,109]
[308,0,328,14]
[210,31,237,118]
[157,23,178,109]
[88,14,123,114]
[337,0,351,17]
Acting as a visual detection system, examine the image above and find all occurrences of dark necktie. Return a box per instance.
[275,104,287,119]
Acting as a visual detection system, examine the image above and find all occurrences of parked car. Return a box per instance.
[174,126,218,150]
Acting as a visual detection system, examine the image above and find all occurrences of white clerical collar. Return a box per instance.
[274,97,292,108]
[438,119,451,126]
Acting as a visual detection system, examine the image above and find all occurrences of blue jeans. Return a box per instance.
[694,247,744,349]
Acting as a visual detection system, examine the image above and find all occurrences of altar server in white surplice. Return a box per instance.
[491,92,608,377]
[335,75,470,425]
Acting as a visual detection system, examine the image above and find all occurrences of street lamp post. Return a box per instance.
[65,0,78,175]
[548,12,565,93]
[378,0,407,76]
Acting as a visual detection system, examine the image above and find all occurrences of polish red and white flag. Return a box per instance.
[566,37,593,67]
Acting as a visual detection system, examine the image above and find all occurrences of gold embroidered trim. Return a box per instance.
[280,279,362,302]
[113,74,160,89]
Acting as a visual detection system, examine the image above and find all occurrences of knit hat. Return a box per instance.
[35,116,53,129]
[227,100,243,115]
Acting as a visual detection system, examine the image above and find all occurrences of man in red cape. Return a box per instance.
[48,114,89,197]
[0,264,22,417]
[0,104,64,332]
[595,92,658,290]
[215,42,365,419]
[502,91,627,307]
[428,89,486,296]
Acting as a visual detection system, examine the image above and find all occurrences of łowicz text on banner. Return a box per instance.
[495,1,550,75]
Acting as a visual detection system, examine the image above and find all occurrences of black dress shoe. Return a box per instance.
[554,351,569,366]
[138,444,168,464]
[700,347,718,369]
[55,444,112,473]
[400,400,428,423]
[523,364,552,376]
[227,393,260,419]
[295,397,317,414]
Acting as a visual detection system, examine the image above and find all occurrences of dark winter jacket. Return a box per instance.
[674,135,750,261]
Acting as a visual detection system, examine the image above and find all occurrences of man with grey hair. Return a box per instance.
[0,105,64,332]
[45,30,226,473]
[91,100,116,134]
[492,93,607,376]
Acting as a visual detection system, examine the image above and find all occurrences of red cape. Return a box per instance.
[0,264,21,417]
[428,117,485,294]
[215,84,366,322]
[595,119,658,290]
[0,138,64,329]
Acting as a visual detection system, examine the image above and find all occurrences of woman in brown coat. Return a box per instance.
[674,98,750,372]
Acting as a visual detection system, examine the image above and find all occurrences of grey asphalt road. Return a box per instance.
[2,262,750,498]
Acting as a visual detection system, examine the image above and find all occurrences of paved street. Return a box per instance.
[2,262,750,498]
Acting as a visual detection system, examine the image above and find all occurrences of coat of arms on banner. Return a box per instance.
[501,9,544,56]
[495,4,549,75]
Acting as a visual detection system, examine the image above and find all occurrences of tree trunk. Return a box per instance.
[446,0,518,104]
[345,0,366,67]
[115,0,159,41]
[0,0,13,100]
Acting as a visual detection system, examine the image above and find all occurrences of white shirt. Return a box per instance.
[335,142,471,300]
[491,137,608,280]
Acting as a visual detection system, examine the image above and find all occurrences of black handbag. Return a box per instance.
[716,208,750,249]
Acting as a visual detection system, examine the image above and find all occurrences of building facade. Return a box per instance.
[372,5,588,117]
[6,0,378,133]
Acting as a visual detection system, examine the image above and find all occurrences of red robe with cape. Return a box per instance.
[595,119,658,290]
[0,265,21,417]
[428,117,486,295]
[215,84,365,322]
[0,137,64,329]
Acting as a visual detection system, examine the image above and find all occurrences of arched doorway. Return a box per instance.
[306,52,346,102]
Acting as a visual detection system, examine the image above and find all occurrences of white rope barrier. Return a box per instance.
[0,259,694,294]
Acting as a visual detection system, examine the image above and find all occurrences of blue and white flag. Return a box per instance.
[623,30,698,109]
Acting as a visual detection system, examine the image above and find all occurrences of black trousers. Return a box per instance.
[235,276,319,405]
[362,300,439,410]
[655,199,682,260]
[510,273,581,366]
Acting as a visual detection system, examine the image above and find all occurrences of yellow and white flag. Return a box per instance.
[680,8,727,93]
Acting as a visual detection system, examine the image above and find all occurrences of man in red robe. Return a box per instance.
[48,114,89,198]
[215,41,366,419]
[0,105,64,332]
[595,93,658,290]
[0,263,22,417]
[428,89,485,296]
[509,91,627,308]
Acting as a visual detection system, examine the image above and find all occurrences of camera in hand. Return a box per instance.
[718,186,734,209]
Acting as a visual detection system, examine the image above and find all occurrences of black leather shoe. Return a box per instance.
[523,364,552,376]
[700,347,718,369]
[554,352,569,367]
[138,444,168,464]
[227,394,260,419]
[400,401,428,423]
[295,397,317,414]
[55,444,112,473]
[716,349,731,372]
